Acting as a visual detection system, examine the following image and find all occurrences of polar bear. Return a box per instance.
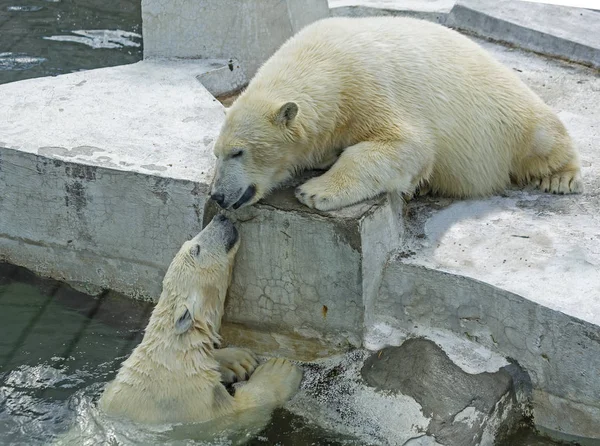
[209,17,583,212]
[98,215,302,428]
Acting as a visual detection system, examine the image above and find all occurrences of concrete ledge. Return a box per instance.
[329,0,452,22]
[204,174,404,354]
[445,0,600,69]
[373,261,600,439]
[0,60,226,298]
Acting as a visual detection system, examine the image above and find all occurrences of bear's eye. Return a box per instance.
[230,149,244,159]
[190,244,201,257]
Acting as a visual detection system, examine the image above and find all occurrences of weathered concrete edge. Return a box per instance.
[376,259,600,438]
[332,3,600,69]
[195,58,248,97]
[445,3,600,69]
[202,189,373,352]
[330,5,448,23]
[0,146,208,300]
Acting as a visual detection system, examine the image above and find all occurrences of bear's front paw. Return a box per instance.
[295,178,341,211]
[213,347,259,383]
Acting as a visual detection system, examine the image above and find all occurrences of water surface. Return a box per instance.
[0,0,142,85]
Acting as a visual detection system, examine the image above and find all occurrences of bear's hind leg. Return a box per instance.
[295,139,433,211]
[522,118,584,194]
[233,358,302,408]
[534,164,583,194]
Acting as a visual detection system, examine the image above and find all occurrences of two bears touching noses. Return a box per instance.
[97,15,583,441]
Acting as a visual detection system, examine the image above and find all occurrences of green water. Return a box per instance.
[0,0,142,85]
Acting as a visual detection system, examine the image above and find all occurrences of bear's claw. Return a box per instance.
[534,170,583,195]
[295,179,338,211]
[213,347,259,384]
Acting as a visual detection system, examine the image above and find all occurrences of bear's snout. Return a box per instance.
[211,192,226,208]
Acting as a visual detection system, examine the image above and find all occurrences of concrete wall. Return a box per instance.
[0,147,206,299]
[203,177,403,354]
[375,261,600,439]
[142,0,330,78]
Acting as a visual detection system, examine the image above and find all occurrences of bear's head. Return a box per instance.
[158,214,240,343]
[210,98,300,210]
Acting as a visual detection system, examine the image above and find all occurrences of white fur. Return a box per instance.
[97,219,302,429]
[212,17,583,211]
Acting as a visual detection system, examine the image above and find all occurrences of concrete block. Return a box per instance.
[290,349,434,445]
[142,0,330,79]
[287,336,520,446]
[204,175,404,357]
[446,0,600,68]
[196,58,247,97]
[0,60,225,298]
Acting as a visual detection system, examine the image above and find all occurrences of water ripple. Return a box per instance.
[0,52,46,71]
[6,5,44,12]
[43,30,141,49]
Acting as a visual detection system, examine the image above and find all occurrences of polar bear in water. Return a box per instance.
[90,215,302,441]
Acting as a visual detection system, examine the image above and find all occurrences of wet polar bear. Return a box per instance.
[98,215,302,431]
[210,17,583,212]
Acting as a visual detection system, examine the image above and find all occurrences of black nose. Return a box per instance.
[215,214,228,223]
[211,193,225,208]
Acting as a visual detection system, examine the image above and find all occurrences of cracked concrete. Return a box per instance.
[0,60,223,298]
[203,174,402,353]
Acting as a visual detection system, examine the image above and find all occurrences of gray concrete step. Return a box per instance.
[331,0,600,68]
[446,0,600,68]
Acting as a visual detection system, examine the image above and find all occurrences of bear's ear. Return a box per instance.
[174,307,193,335]
[274,102,298,127]
[190,244,201,258]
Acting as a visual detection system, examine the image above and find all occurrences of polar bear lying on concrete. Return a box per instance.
[210,17,583,212]
[98,215,302,427]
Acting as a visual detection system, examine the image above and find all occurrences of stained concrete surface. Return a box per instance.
[361,339,520,446]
